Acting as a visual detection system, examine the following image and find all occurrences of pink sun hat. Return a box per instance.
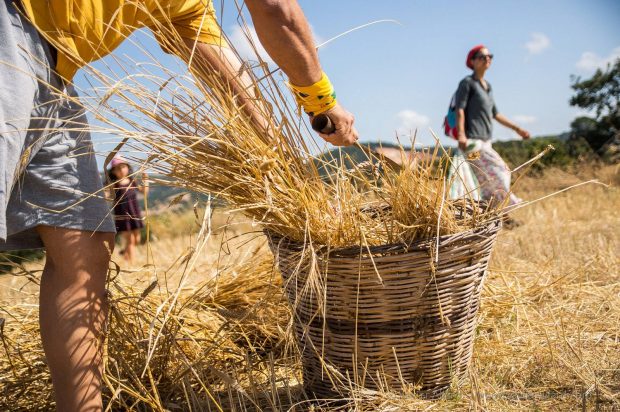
[109,156,128,169]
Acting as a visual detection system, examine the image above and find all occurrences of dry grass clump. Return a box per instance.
[80,16,487,249]
[1,242,298,411]
[464,167,620,410]
[1,165,618,411]
[103,250,291,410]
[4,6,615,410]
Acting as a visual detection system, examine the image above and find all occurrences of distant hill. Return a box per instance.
[143,183,223,213]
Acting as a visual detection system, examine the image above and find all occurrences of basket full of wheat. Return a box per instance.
[82,23,504,400]
[266,203,501,398]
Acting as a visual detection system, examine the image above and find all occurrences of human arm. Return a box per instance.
[182,40,272,133]
[454,79,471,151]
[242,0,357,146]
[456,108,467,151]
[177,1,356,145]
[494,113,530,139]
[245,0,319,87]
[182,38,356,146]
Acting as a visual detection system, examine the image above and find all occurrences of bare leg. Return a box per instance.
[122,230,134,264]
[131,229,141,261]
[37,226,114,412]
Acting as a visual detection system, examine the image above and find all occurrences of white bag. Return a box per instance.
[447,151,481,201]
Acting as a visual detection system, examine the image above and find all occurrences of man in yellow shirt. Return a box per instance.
[0,0,358,410]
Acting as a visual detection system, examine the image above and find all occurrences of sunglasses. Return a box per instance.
[476,53,494,60]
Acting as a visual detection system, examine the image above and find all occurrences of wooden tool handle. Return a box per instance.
[311,114,336,134]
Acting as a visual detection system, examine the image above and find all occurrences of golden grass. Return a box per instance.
[76,12,493,250]
[1,165,618,411]
[2,6,617,409]
[468,165,619,410]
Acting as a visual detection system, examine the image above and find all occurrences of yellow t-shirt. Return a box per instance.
[21,0,227,81]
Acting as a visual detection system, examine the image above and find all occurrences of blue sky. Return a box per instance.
[79,0,620,152]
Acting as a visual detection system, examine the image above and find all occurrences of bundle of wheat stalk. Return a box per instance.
[78,11,491,250]
[67,9,509,402]
[3,172,617,411]
[1,245,302,411]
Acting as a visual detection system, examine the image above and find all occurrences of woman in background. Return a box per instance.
[108,157,149,263]
[455,44,531,208]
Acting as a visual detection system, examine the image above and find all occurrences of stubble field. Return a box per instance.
[1,164,618,411]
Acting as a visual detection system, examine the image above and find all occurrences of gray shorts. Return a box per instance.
[0,0,115,251]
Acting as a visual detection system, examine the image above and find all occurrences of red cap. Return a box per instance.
[466,44,486,69]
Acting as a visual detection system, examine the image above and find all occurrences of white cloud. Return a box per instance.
[524,33,551,55]
[396,110,430,135]
[576,46,620,72]
[512,115,537,124]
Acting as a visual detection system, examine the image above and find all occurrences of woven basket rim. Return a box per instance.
[266,214,501,257]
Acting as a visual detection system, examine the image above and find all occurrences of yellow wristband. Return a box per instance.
[288,72,337,116]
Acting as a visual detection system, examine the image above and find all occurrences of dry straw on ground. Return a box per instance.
[1,218,298,411]
[1,166,618,411]
[1,5,618,410]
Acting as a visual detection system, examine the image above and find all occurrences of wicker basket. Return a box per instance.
[267,211,501,399]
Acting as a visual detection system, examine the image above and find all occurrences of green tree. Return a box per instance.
[569,58,620,153]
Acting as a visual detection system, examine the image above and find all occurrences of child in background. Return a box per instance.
[108,157,149,264]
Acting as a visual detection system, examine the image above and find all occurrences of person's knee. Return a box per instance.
[80,232,114,275]
[39,227,114,273]
[92,232,115,266]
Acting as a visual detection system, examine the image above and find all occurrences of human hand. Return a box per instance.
[458,135,468,152]
[311,102,358,147]
[517,128,530,140]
